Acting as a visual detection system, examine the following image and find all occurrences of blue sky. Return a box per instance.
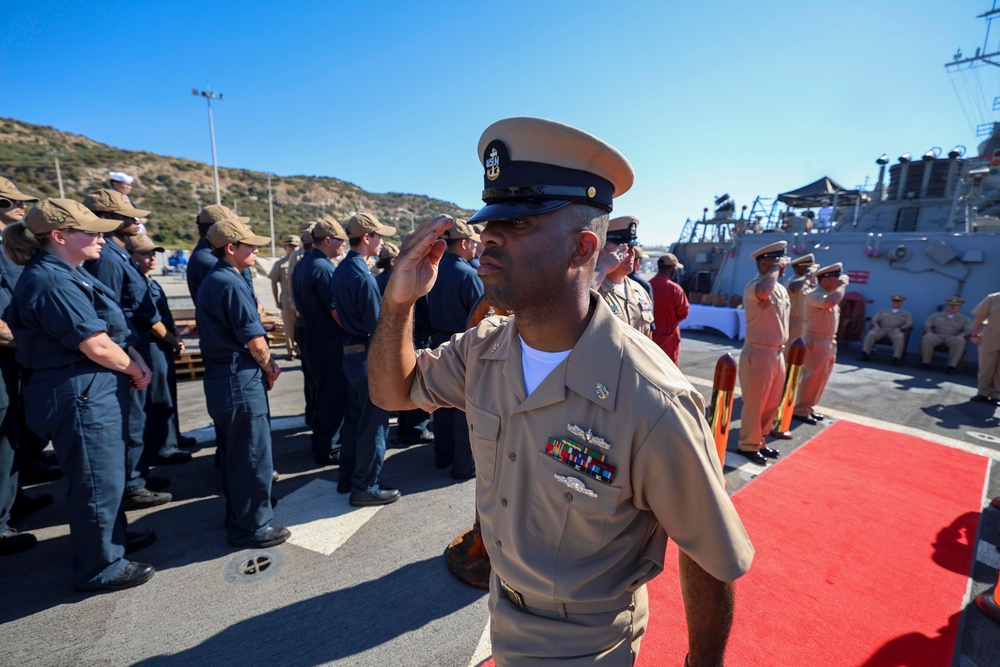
[5,1,998,244]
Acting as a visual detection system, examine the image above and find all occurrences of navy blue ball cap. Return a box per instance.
[469,117,634,223]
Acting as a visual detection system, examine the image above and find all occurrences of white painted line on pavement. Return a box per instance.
[976,541,1000,570]
[272,478,382,555]
[468,619,491,667]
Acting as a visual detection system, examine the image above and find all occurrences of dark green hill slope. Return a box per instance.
[0,117,474,247]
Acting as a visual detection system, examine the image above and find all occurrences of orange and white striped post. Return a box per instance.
[773,337,807,434]
[707,353,737,472]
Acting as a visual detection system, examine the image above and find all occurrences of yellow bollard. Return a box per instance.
[773,337,807,434]
[707,353,737,473]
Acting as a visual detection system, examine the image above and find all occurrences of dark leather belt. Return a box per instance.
[498,577,635,614]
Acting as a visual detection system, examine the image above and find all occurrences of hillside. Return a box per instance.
[0,117,475,248]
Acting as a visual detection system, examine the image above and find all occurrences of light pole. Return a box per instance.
[232,196,257,215]
[396,208,416,232]
[191,88,224,205]
[267,174,276,257]
[48,149,65,198]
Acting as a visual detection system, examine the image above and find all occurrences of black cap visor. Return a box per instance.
[468,199,571,224]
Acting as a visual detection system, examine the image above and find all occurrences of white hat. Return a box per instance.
[109,171,134,184]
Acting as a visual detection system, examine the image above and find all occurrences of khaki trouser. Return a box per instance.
[978,331,1000,399]
[488,574,648,666]
[794,336,836,417]
[738,343,786,451]
[863,328,906,358]
[920,334,966,367]
[280,298,299,357]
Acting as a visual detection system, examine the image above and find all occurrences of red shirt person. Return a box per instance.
[649,252,689,364]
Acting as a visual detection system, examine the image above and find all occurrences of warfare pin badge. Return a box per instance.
[567,424,610,450]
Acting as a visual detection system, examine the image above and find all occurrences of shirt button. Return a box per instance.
[564,492,573,502]
[508,453,516,462]
[500,498,508,507]
[495,540,502,549]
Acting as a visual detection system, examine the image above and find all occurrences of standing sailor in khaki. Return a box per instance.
[970,291,1000,404]
[792,263,848,425]
[785,253,817,347]
[593,216,654,336]
[737,241,790,465]
[369,117,753,666]
[920,296,972,373]
[861,295,912,365]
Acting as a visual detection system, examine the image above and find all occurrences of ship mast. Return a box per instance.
[946,2,1000,138]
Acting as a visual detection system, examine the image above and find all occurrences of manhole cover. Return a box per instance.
[968,431,1000,445]
[221,547,286,586]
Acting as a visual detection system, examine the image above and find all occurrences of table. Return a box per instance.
[680,305,746,339]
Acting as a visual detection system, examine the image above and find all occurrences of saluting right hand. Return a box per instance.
[384,215,454,307]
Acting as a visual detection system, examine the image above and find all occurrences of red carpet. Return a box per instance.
[478,421,987,666]
[640,420,987,666]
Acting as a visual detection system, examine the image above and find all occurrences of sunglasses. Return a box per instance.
[67,229,104,239]
[0,197,26,210]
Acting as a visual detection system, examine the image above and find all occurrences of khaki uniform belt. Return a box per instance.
[499,577,634,614]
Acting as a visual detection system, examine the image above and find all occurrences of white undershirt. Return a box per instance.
[611,282,626,297]
[519,335,571,396]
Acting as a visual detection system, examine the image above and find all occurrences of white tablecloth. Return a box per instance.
[680,305,746,339]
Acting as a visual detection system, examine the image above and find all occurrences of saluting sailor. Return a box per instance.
[737,241,791,464]
[370,117,752,666]
[792,262,848,425]
[592,215,654,337]
[785,253,817,347]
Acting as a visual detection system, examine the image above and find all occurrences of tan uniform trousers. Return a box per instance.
[738,343,786,451]
[279,295,299,357]
[978,330,1000,399]
[862,328,906,358]
[794,335,836,417]
[488,574,648,666]
[920,334,966,367]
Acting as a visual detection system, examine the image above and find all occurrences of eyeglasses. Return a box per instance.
[0,198,26,210]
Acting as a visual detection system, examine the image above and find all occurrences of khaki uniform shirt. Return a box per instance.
[598,277,654,336]
[803,289,840,338]
[788,281,815,328]
[973,292,1000,340]
[286,247,306,311]
[743,275,790,346]
[923,312,972,337]
[410,294,753,603]
[269,256,291,307]
[872,308,912,332]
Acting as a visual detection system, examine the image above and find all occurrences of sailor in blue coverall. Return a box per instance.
[195,218,289,548]
[4,198,155,591]
[333,213,401,506]
[81,189,172,510]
